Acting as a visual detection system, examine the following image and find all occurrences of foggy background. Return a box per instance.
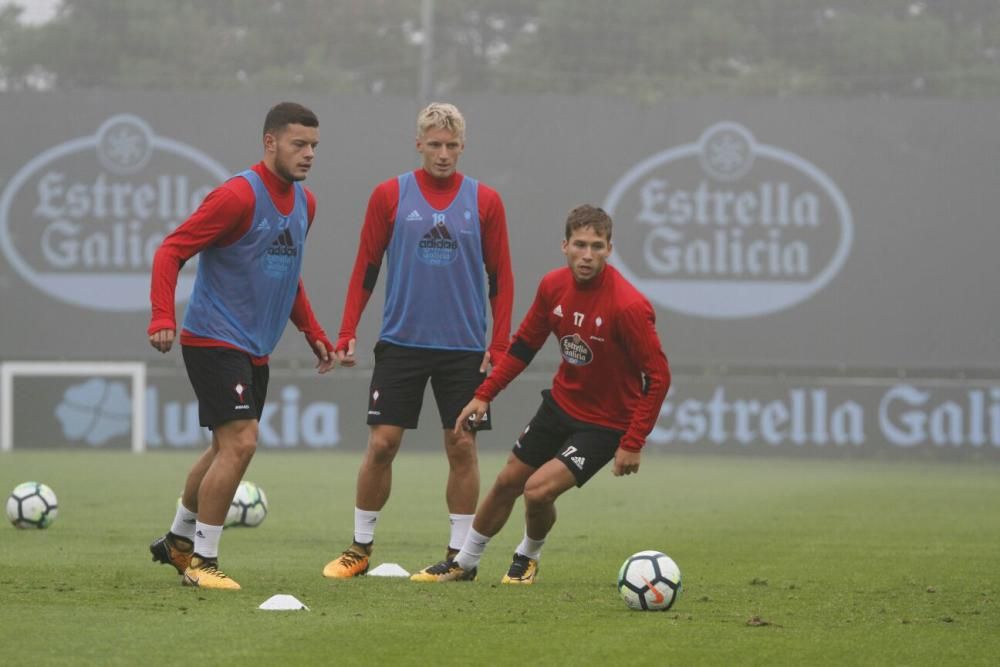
[1,1,998,457]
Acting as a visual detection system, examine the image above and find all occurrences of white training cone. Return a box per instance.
[368,563,411,577]
[258,594,309,610]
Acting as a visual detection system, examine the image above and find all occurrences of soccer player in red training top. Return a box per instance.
[411,204,670,583]
[323,103,513,578]
[147,102,335,590]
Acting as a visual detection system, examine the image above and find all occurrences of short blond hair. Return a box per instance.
[417,102,466,142]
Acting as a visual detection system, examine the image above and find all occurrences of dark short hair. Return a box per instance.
[263,102,318,136]
[565,204,613,241]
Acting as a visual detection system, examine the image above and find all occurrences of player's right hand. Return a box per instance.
[149,328,175,353]
[335,337,357,367]
[454,398,489,434]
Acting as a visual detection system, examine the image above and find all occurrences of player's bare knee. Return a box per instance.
[366,432,401,465]
[493,471,526,498]
[445,428,476,450]
[216,420,258,461]
[234,438,257,463]
[445,432,478,467]
[228,422,258,461]
[523,478,559,507]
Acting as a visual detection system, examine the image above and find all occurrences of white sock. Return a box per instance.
[455,528,491,570]
[448,513,474,552]
[515,531,546,561]
[354,508,380,545]
[170,502,197,541]
[193,521,223,559]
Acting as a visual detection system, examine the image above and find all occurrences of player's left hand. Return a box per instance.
[612,448,641,476]
[336,337,357,367]
[149,328,175,353]
[312,338,336,374]
[479,350,491,373]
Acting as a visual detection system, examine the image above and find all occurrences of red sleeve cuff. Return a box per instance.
[305,332,334,358]
[334,335,354,353]
[619,435,644,452]
[147,318,175,336]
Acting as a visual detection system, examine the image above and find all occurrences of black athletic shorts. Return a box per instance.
[366,341,490,430]
[513,390,624,487]
[182,346,269,429]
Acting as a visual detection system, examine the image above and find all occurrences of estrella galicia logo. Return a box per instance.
[0,114,229,311]
[54,378,132,446]
[417,217,459,266]
[559,333,593,366]
[603,122,853,318]
[264,228,298,277]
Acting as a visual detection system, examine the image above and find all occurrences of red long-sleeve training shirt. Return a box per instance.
[148,162,329,364]
[336,169,514,361]
[477,265,671,452]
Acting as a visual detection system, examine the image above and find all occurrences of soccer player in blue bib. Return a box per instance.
[323,103,514,578]
[148,102,335,589]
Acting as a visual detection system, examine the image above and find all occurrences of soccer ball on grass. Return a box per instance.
[226,480,268,528]
[6,481,59,529]
[617,550,681,611]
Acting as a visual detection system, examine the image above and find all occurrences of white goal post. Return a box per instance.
[0,361,147,453]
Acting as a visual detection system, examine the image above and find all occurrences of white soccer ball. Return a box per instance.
[6,481,59,529]
[617,550,681,611]
[226,480,268,528]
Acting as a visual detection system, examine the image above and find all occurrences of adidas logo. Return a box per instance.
[571,456,586,470]
[419,222,457,250]
[428,222,452,238]
[406,209,423,221]
[267,228,298,256]
[195,530,205,538]
[553,305,563,317]
[255,218,272,232]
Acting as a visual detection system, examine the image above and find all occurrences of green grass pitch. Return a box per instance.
[1,451,998,666]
